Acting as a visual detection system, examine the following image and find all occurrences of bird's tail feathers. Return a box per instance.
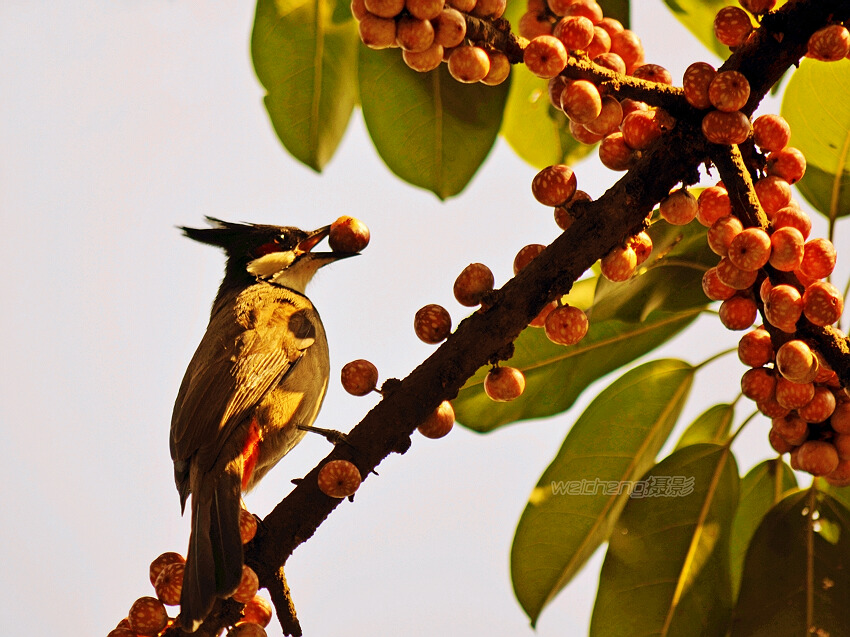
[179,467,243,632]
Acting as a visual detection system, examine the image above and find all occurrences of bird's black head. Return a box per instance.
[181,217,351,293]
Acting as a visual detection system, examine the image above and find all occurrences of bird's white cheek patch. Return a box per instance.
[247,252,296,278]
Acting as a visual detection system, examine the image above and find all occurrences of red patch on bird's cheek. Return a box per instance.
[252,241,280,257]
[241,419,262,491]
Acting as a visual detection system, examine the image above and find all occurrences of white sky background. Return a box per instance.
[1,2,844,635]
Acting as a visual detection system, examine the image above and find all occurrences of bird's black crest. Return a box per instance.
[179,217,303,255]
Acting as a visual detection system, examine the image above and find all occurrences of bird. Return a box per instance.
[170,217,354,631]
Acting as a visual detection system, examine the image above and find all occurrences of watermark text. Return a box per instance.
[550,475,694,498]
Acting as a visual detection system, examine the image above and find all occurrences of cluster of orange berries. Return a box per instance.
[688,109,847,481]
[516,0,684,169]
[352,0,510,83]
[689,0,849,147]
[713,1,850,62]
[519,1,850,483]
[738,330,850,485]
[107,511,271,637]
[518,1,848,177]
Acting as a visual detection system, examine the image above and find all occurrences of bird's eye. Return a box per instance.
[252,241,281,257]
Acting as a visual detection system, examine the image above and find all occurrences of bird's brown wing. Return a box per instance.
[170,286,317,498]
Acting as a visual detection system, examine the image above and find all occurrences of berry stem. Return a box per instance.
[694,346,738,371]
[726,408,760,447]
[840,275,850,332]
[641,258,710,273]
[805,485,817,629]
[464,14,525,62]
[708,144,769,230]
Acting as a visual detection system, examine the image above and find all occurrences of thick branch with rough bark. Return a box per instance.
[165,1,850,635]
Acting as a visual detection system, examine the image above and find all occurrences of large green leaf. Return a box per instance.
[660,0,738,60]
[454,308,700,432]
[730,489,850,636]
[358,47,509,199]
[591,444,740,637]
[251,0,359,171]
[674,403,735,451]
[729,459,798,600]
[512,360,696,625]
[782,58,850,221]
[592,217,715,323]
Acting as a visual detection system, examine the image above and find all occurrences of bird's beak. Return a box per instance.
[297,226,331,253]
[298,225,359,263]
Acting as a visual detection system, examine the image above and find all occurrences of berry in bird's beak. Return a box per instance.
[329,216,370,253]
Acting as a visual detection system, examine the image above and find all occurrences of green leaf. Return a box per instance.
[251,0,359,171]
[729,459,798,600]
[598,0,630,28]
[511,360,696,625]
[730,489,850,636]
[782,59,850,221]
[674,403,735,451]
[454,309,700,432]
[592,218,715,323]
[795,163,850,222]
[591,444,740,637]
[822,478,850,512]
[560,274,598,310]
[660,0,738,60]
[358,47,509,199]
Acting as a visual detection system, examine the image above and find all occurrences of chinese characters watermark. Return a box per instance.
[550,475,695,498]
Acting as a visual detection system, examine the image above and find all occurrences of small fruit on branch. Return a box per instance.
[418,400,455,439]
[448,45,490,83]
[341,359,380,396]
[127,597,169,636]
[414,304,452,344]
[242,595,274,627]
[453,263,495,307]
[239,508,258,544]
[318,460,363,498]
[524,35,568,78]
[154,562,185,606]
[713,6,753,48]
[484,366,526,402]
[659,188,698,226]
[231,565,261,604]
[683,62,716,109]
[701,110,751,145]
[228,622,269,636]
[149,552,185,587]
[532,164,577,207]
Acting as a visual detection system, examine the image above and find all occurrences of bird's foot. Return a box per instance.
[297,424,351,447]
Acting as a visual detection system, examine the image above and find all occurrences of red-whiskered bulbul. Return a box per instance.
[170,218,352,631]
